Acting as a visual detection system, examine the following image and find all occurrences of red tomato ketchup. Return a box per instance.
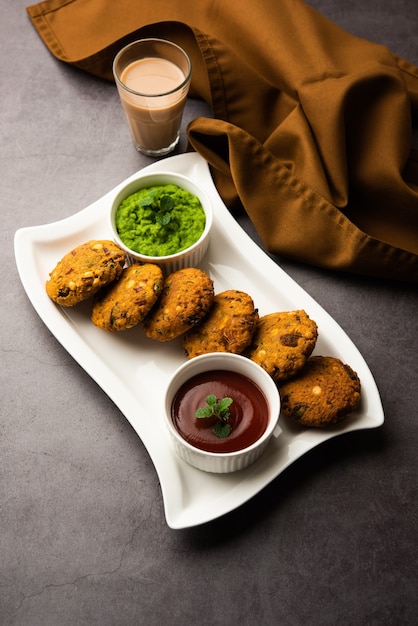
[171,369,269,453]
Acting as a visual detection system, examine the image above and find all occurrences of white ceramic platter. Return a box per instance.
[14,153,384,529]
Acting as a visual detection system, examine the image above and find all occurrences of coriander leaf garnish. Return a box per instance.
[155,211,171,226]
[155,195,174,226]
[139,192,175,226]
[213,421,232,439]
[139,189,157,207]
[159,195,174,212]
[195,395,233,438]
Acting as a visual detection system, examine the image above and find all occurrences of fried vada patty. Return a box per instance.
[279,356,361,427]
[183,289,258,358]
[245,310,318,381]
[141,267,214,341]
[45,240,126,307]
[91,263,163,331]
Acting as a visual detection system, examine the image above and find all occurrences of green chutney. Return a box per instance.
[115,184,206,257]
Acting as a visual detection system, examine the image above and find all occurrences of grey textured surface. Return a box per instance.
[1,1,417,624]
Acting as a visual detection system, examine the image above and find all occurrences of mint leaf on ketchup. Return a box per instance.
[195,395,233,438]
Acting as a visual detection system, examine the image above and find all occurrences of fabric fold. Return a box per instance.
[26,0,418,281]
[188,118,418,281]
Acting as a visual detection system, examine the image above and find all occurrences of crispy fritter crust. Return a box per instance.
[91,263,163,331]
[45,240,126,307]
[279,356,361,427]
[245,310,318,381]
[183,289,258,358]
[141,267,214,341]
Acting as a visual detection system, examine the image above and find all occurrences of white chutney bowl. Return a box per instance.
[109,171,212,274]
[164,352,281,473]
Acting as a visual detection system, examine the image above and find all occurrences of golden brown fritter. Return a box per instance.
[183,289,258,358]
[245,310,318,381]
[91,263,163,331]
[45,240,126,307]
[279,356,361,427]
[141,267,214,341]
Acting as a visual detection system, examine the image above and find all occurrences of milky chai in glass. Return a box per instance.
[113,39,192,156]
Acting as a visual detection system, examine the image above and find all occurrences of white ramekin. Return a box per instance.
[164,353,281,473]
[109,171,212,274]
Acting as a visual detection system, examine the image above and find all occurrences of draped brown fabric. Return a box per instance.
[26,0,418,281]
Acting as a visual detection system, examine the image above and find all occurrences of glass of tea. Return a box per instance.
[113,38,192,156]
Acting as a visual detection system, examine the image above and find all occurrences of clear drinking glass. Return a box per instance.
[113,38,192,156]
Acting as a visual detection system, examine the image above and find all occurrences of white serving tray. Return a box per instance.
[14,153,384,529]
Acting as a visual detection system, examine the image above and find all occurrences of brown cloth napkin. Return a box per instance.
[26,0,418,281]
